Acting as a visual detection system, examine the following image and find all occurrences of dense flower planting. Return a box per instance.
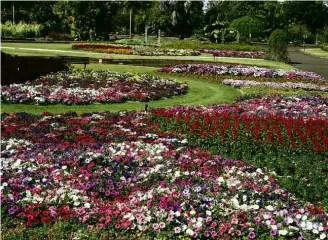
[2,109,328,239]
[72,43,200,56]
[1,70,188,105]
[134,47,200,56]
[158,64,325,82]
[152,95,328,152]
[200,49,265,59]
[223,79,328,92]
[152,95,328,209]
[72,43,134,55]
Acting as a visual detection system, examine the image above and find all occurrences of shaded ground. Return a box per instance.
[288,47,328,80]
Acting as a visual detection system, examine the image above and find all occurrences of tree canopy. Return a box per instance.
[1,0,328,42]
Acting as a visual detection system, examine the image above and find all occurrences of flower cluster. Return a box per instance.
[72,43,133,55]
[223,79,328,92]
[2,104,328,239]
[1,70,188,105]
[152,95,328,152]
[71,43,200,56]
[200,49,265,58]
[158,64,325,81]
[134,47,201,56]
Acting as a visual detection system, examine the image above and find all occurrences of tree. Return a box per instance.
[230,16,264,40]
[158,0,204,37]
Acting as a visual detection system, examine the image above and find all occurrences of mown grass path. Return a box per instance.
[1,64,241,114]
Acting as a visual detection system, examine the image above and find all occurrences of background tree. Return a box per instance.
[230,16,264,41]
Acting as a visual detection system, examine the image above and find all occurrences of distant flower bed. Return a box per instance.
[1,70,188,105]
[71,43,200,56]
[134,46,200,56]
[158,64,325,81]
[223,79,328,92]
[72,43,134,55]
[200,49,265,58]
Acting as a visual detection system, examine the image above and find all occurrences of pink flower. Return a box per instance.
[174,227,181,233]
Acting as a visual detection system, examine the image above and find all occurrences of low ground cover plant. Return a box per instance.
[158,64,325,83]
[2,107,328,239]
[1,70,187,105]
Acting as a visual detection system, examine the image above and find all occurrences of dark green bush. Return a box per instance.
[322,45,328,52]
[266,29,289,62]
[230,16,264,40]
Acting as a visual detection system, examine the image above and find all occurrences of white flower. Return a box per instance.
[195,221,202,228]
[62,165,67,170]
[186,228,194,236]
[84,203,91,208]
[265,205,274,211]
[190,210,196,215]
[175,211,181,217]
[320,233,326,239]
[286,217,293,224]
[278,229,288,236]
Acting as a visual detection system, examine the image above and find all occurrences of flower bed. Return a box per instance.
[2,109,328,239]
[134,46,200,56]
[158,64,325,82]
[152,95,328,208]
[223,79,328,92]
[72,43,134,55]
[1,70,188,105]
[71,43,200,56]
[200,49,265,58]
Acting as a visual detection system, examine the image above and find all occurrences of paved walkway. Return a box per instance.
[288,47,328,80]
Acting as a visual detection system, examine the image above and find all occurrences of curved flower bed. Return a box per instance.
[158,64,325,82]
[72,43,134,54]
[2,110,328,239]
[223,79,328,92]
[1,70,188,105]
[134,47,200,56]
[200,49,265,58]
[72,43,200,56]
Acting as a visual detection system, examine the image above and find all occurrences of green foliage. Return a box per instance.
[321,26,328,44]
[1,21,41,38]
[115,38,145,45]
[288,24,310,44]
[203,20,228,43]
[266,29,289,62]
[322,45,328,52]
[161,40,267,52]
[230,16,264,39]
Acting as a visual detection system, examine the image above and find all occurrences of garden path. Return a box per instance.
[288,47,328,80]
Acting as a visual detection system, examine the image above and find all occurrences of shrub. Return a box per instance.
[230,16,264,40]
[322,45,328,52]
[162,41,267,52]
[47,32,74,41]
[1,21,41,38]
[266,29,289,62]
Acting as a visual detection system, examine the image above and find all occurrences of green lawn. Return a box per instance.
[303,48,328,59]
[1,64,241,115]
[1,42,294,70]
